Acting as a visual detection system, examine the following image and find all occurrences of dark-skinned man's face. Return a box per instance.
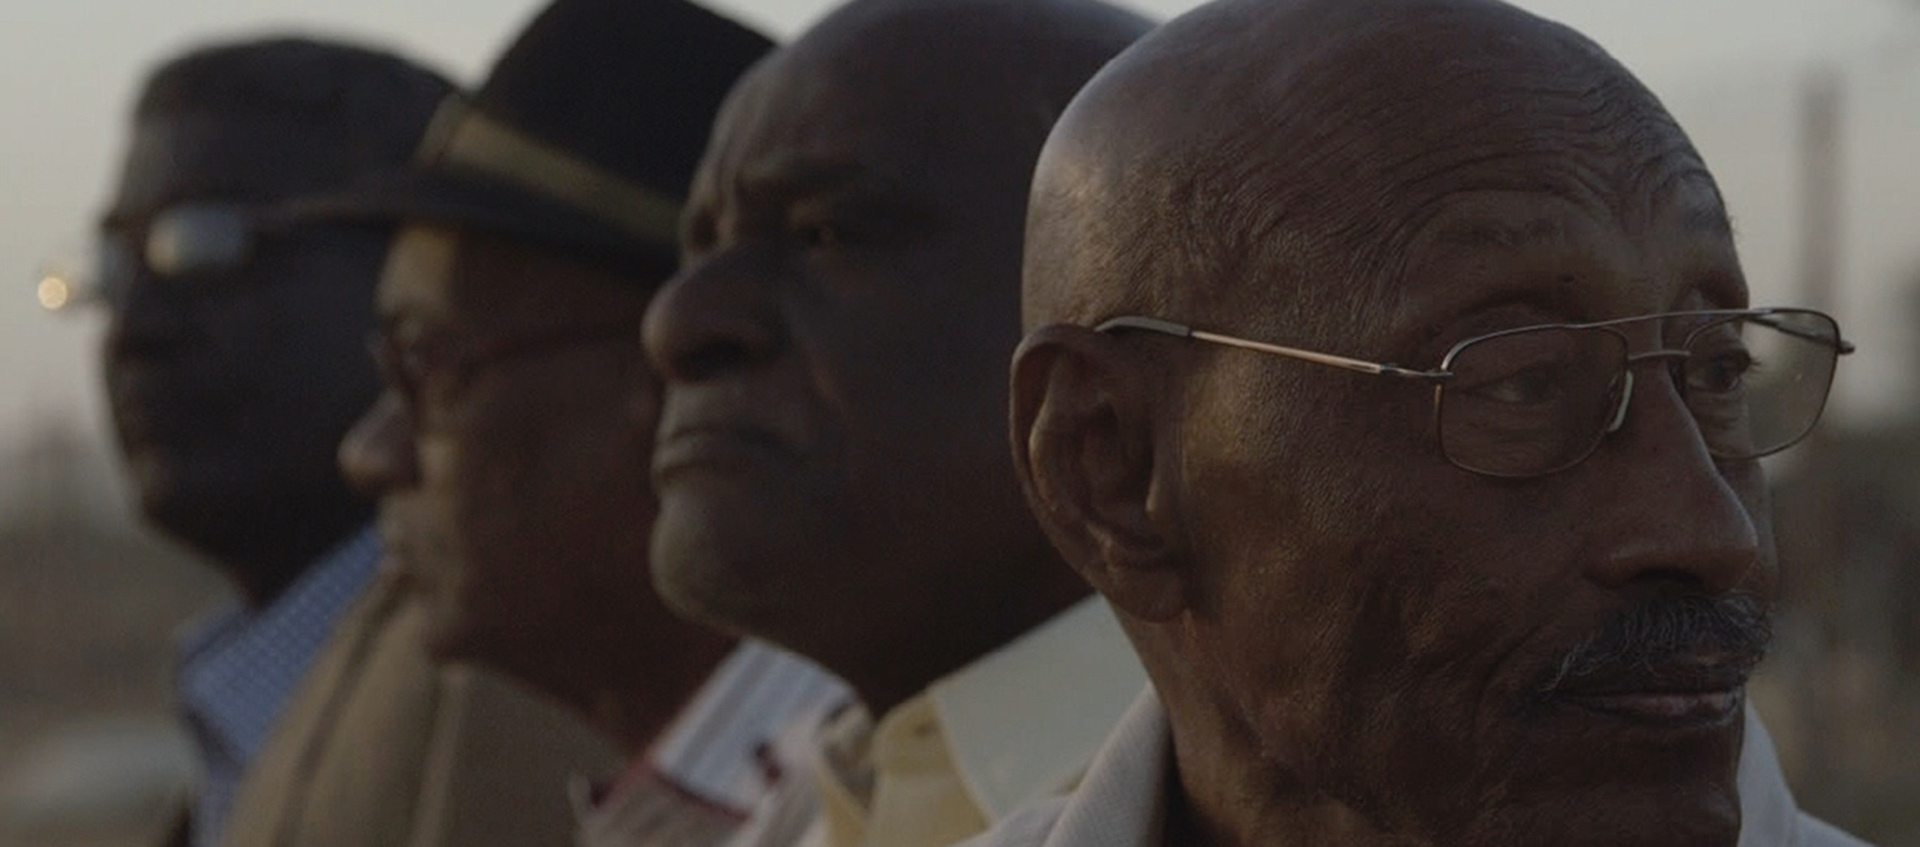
[339,225,684,686]
[1165,181,1769,845]
[102,111,384,595]
[1007,4,1787,840]
[642,24,1061,672]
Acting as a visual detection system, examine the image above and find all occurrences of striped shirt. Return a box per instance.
[572,643,850,847]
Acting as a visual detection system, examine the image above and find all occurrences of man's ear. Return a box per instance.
[1010,323,1187,622]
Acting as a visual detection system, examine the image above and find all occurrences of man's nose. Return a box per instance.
[1582,367,1764,598]
[338,393,420,496]
[642,246,784,383]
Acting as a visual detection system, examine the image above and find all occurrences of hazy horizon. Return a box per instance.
[3,0,1916,472]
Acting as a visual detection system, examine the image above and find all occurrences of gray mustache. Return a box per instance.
[1538,592,1772,696]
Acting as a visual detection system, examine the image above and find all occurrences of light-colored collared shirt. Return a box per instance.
[728,597,1146,847]
[959,687,1873,847]
[654,641,852,813]
[572,643,850,847]
[175,525,381,847]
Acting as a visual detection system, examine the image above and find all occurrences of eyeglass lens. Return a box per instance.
[93,204,257,307]
[1437,311,1842,477]
[145,205,253,278]
[1440,328,1630,476]
[371,320,643,423]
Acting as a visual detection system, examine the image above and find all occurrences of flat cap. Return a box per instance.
[296,0,773,277]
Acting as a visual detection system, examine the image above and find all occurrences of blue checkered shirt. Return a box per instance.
[174,525,381,847]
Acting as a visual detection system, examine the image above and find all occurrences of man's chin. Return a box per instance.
[129,453,222,524]
[1445,718,1744,847]
[651,499,798,627]
[1458,782,1741,847]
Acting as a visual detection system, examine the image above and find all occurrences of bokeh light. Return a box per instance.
[35,275,71,311]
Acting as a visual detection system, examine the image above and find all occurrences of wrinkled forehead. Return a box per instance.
[1335,101,1736,339]
[1024,0,1738,341]
[1381,171,1742,326]
[107,112,361,223]
[1181,13,1730,337]
[1206,140,1736,349]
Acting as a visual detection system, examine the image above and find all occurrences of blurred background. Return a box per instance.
[1,0,1916,844]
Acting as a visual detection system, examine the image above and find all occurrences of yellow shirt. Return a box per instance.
[736,597,1145,847]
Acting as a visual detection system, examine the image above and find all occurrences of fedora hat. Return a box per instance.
[294,0,772,277]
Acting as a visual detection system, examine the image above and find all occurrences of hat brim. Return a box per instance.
[285,167,678,281]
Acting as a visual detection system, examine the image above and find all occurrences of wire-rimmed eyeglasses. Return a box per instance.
[1096,308,1854,478]
[370,319,640,424]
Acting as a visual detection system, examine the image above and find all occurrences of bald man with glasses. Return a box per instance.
[982,0,1868,844]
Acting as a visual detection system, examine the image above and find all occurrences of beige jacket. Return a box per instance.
[220,573,619,847]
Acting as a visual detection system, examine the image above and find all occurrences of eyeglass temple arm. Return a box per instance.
[1093,316,1449,380]
[1745,314,1856,354]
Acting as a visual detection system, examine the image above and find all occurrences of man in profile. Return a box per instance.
[93,39,454,847]
[96,36,644,847]
[332,0,844,844]
[642,0,1152,843]
[987,0,1871,844]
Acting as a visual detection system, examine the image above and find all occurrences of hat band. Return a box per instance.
[414,96,683,248]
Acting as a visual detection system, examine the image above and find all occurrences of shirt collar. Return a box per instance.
[1033,685,1169,847]
[175,524,381,767]
[809,703,879,846]
[1736,704,1803,847]
[923,596,1147,821]
[647,641,850,814]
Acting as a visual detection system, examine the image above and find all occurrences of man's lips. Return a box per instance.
[1557,688,1742,726]
[653,423,796,480]
[1548,658,1749,727]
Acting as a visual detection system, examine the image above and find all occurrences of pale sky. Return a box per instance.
[2,0,1916,460]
